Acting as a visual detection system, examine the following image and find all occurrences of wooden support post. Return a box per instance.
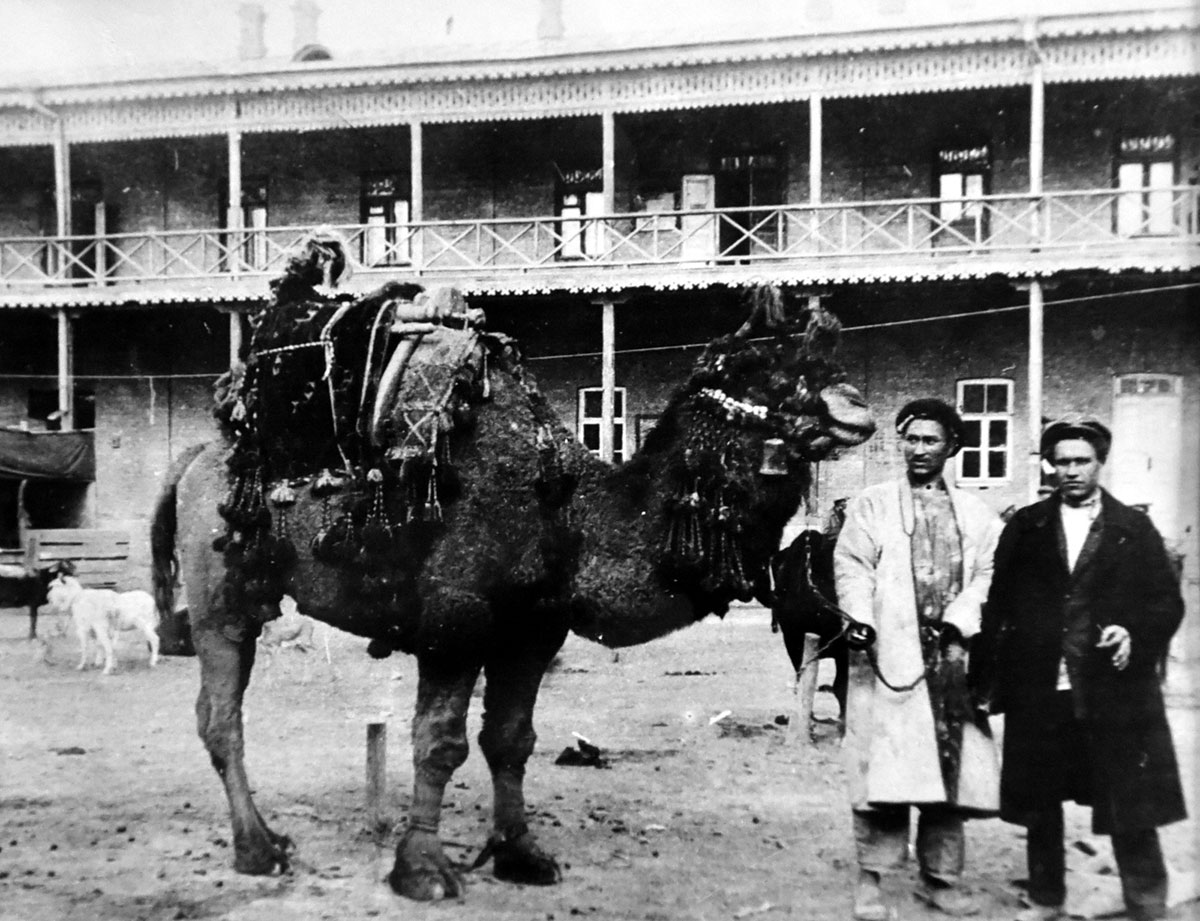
[410,121,423,269]
[808,92,822,244]
[56,309,74,431]
[366,721,387,837]
[227,128,243,277]
[1027,279,1045,503]
[228,311,243,367]
[52,118,70,280]
[796,632,821,738]
[599,299,615,463]
[808,92,822,207]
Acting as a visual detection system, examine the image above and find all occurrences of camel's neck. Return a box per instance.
[574,387,805,621]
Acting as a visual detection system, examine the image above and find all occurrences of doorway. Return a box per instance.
[1108,373,1183,541]
[715,152,784,259]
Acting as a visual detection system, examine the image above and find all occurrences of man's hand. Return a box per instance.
[1097,624,1131,670]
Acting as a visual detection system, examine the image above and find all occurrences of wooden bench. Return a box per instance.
[0,529,131,589]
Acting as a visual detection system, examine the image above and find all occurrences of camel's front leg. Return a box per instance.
[476,616,569,886]
[195,626,291,874]
[389,654,482,900]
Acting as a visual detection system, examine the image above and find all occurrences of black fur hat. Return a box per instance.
[895,398,966,455]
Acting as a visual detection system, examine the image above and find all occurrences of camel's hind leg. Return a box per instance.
[476,613,569,886]
[389,654,482,900]
[194,625,291,874]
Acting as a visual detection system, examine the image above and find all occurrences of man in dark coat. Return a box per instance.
[973,416,1185,921]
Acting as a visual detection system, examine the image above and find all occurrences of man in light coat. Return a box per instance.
[973,417,1185,921]
[836,398,1002,920]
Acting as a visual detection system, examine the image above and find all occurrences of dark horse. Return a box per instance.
[769,512,848,723]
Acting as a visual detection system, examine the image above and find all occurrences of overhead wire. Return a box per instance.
[523,280,1200,362]
[0,280,1195,378]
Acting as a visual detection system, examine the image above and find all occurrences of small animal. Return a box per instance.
[48,574,160,674]
[258,595,331,664]
[0,559,74,639]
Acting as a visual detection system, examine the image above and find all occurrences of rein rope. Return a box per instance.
[794,536,929,694]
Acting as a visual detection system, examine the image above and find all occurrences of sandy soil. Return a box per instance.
[2,604,1197,921]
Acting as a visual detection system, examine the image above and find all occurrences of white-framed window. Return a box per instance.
[956,378,1012,483]
[935,146,990,242]
[577,386,627,463]
[238,178,269,270]
[1115,135,1176,237]
[558,190,605,259]
[362,174,412,266]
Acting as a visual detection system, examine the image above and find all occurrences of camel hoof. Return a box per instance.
[388,828,464,901]
[234,847,289,876]
[233,832,292,875]
[493,830,562,886]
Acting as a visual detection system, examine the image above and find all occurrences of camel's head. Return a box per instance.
[686,292,875,471]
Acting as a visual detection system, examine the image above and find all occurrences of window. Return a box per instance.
[1115,135,1176,236]
[935,146,990,243]
[240,179,269,270]
[577,387,627,463]
[556,168,604,260]
[221,179,268,271]
[361,174,411,266]
[635,413,661,451]
[28,387,95,431]
[956,379,1011,482]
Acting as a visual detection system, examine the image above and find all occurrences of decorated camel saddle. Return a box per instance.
[212,232,508,637]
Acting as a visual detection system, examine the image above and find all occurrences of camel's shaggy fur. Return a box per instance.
[151,238,875,900]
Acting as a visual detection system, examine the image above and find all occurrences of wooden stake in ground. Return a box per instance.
[366,721,387,837]
[796,632,820,739]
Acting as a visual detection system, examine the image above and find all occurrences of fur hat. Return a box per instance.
[895,398,966,454]
[1040,415,1112,462]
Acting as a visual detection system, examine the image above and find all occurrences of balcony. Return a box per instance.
[1,187,1197,305]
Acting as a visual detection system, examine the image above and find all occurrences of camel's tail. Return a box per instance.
[150,443,207,619]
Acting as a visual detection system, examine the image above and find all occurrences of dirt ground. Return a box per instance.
[2,603,1197,921]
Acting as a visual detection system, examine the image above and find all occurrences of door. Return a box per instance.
[716,152,783,259]
[679,174,716,262]
[70,181,107,282]
[1108,373,1183,540]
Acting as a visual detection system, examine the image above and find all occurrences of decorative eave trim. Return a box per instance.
[0,25,1195,147]
[2,252,1194,309]
[3,6,1194,104]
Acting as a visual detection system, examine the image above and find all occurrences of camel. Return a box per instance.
[150,235,875,901]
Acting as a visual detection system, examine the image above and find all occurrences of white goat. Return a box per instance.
[47,574,160,674]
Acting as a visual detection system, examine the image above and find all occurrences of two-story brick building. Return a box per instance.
[0,0,1196,614]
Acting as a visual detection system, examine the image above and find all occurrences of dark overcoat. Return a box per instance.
[975,489,1186,834]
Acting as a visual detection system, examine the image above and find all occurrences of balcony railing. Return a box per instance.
[1,187,1196,291]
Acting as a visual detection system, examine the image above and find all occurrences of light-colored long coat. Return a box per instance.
[835,478,1002,811]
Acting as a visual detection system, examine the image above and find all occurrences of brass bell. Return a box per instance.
[759,438,789,476]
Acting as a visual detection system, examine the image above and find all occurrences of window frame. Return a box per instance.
[555,168,604,261]
[933,145,991,245]
[1113,134,1177,237]
[361,173,412,266]
[219,177,269,272]
[955,378,1013,485]
[577,386,628,463]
